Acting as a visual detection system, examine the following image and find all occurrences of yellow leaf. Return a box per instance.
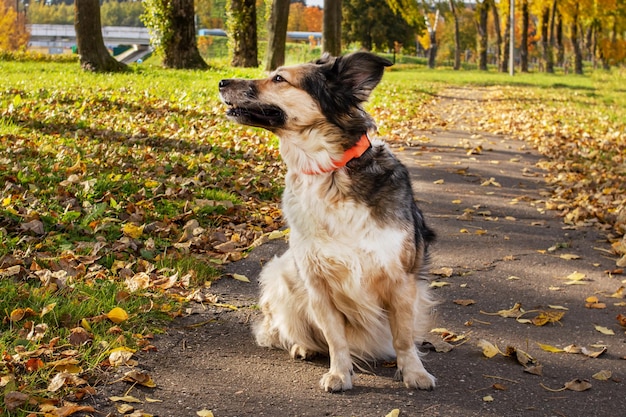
[565,271,586,281]
[106,307,129,324]
[537,342,565,353]
[122,223,144,239]
[40,302,57,317]
[594,325,615,335]
[483,395,494,402]
[231,273,250,282]
[433,179,445,184]
[592,370,612,381]
[385,409,400,417]
[477,339,501,358]
[547,305,568,310]
[197,410,215,417]
[109,395,143,403]
[452,199,462,204]
[145,397,163,403]
[430,281,450,288]
[80,318,92,331]
[560,254,581,260]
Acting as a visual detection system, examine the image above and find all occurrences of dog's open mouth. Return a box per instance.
[225,104,286,129]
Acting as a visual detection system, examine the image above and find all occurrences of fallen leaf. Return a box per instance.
[523,365,543,376]
[537,343,565,353]
[4,391,29,412]
[453,299,475,306]
[107,307,129,324]
[592,370,612,381]
[478,339,501,358]
[480,303,523,318]
[482,395,494,402]
[430,267,453,277]
[231,273,250,283]
[197,410,215,417]
[110,395,143,403]
[492,383,507,391]
[123,370,156,388]
[564,378,592,392]
[531,311,565,326]
[559,254,581,260]
[430,281,450,288]
[52,405,97,417]
[609,286,624,298]
[117,404,135,414]
[122,223,144,239]
[617,314,626,327]
[594,325,615,335]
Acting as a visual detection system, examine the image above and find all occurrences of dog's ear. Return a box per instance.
[334,52,392,101]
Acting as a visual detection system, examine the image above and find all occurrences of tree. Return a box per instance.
[448,0,461,70]
[520,0,529,72]
[343,0,419,53]
[142,0,208,69]
[265,0,290,71]
[74,0,127,72]
[475,0,489,71]
[0,0,29,51]
[323,0,342,55]
[225,0,258,67]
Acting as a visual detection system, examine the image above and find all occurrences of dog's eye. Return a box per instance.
[272,74,286,83]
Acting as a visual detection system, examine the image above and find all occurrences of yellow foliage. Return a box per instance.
[0,0,30,51]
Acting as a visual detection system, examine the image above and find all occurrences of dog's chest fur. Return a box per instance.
[281,156,414,307]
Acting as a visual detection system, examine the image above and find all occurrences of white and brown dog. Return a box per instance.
[219,52,436,392]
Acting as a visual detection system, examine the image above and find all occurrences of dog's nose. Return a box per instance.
[218,79,231,89]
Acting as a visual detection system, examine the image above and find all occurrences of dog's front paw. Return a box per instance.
[396,368,436,390]
[290,344,315,360]
[320,370,353,392]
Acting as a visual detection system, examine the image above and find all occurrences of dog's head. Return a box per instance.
[219,52,392,139]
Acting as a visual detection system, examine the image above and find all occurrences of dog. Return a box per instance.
[218,52,436,392]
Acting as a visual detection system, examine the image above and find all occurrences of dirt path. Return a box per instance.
[89,88,625,417]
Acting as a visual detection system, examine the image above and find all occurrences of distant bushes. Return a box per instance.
[0,50,79,63]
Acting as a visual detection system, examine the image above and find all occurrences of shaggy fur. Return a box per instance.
[219,52,436,392]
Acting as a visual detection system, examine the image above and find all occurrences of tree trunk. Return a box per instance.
[476,0,489,71]
[228,0,259,67]
[425,9,439,69]
[571,6,583,75]
[163,0,208,69]
[449,0,461,70]
[520,0,529,72]
[264,0,290,71]
[491,1,502,70]
[323,0,341,56]
[541,6,554,73]
[74,0,126,72]
[500,14,511,73]
[555,13,564,67]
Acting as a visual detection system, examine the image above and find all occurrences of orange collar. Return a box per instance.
[305,133,371,175]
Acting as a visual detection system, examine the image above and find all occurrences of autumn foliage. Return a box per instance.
[0,0,29,51]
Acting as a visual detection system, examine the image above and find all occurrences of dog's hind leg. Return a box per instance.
[388,274,436,390]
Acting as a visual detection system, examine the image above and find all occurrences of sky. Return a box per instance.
[306,0,324,7]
